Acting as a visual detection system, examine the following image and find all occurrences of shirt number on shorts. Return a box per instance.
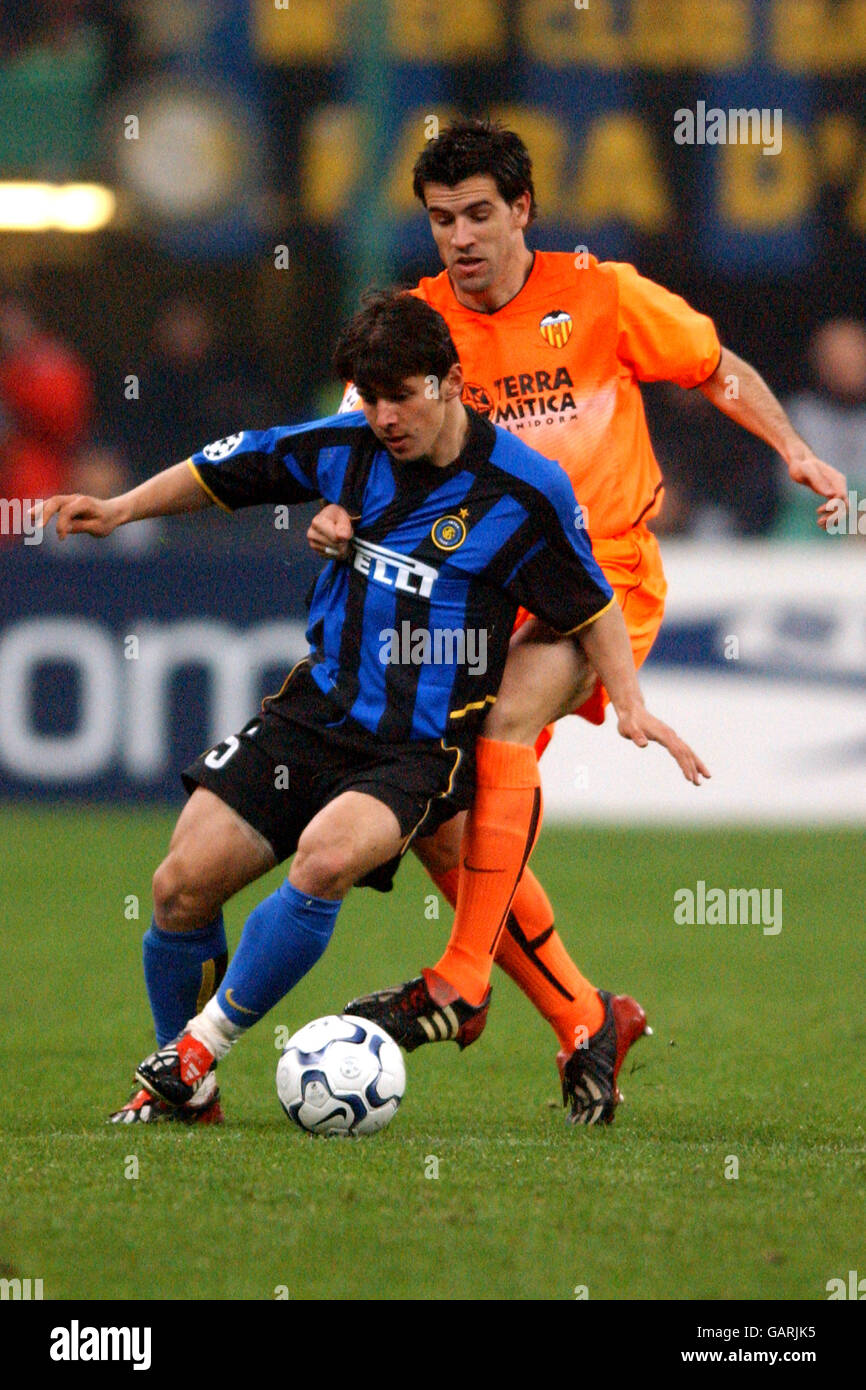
[204,735,240,770]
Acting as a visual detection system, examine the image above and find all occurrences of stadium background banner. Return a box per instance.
[3,0,866,411]
[264,0,866,273]
[0,551,314,802]
[2,543,864,822]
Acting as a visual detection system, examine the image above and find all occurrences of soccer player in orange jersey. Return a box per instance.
[310,120,846,1125]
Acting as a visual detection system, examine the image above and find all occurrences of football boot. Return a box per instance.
[109,1071,223,1124]
[346,967,490,1052]
[557,990,652,1125]
[135,1032,216,1108]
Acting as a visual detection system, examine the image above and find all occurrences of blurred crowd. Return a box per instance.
[0,290,281,550]
[1,287,863,549]
[646,317,866,540]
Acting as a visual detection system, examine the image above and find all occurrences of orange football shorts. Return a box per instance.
[512,524,667,758]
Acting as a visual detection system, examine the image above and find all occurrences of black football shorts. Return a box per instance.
[182,660,473,886]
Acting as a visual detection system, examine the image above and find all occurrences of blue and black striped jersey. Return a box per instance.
[189,409,614,746]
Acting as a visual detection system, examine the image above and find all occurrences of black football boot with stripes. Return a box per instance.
[557,989,652,1125]
[108,1072,224,1125]
[346,967,490,1052]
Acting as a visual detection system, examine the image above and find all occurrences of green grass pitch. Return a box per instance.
[2,807,864,1302]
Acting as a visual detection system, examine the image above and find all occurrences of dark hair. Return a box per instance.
[412,117,537,223]
[332,289,459,397]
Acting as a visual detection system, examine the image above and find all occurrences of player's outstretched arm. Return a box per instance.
[698,346,847,528]
[33,462,213,540]
[577,603,710,786]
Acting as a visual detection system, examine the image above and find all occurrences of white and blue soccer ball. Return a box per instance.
[276,1014,406,1136]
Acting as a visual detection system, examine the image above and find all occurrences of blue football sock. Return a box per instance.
[143,914,228,1047]
[216,881,340,1030]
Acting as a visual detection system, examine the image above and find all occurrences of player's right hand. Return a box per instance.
[786,451,847,529]
[615,705,711,786]
[29,494,124,540]
[307,502,354,559]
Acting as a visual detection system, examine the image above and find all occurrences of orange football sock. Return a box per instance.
[433,738,542,1005]
[429,863,603,1048]
[495,871,605,1048]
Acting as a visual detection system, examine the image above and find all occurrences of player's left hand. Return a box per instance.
[787,451,847,529]
[615,706,710,786]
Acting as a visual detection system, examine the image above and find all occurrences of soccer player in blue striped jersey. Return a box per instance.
[37,291,704,1122]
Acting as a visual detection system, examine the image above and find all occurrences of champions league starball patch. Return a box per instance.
[202,433,244,460]
[431,515,468,551]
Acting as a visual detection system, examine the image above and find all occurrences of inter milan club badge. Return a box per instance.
[431,514,468,551]
[539,310,573,348]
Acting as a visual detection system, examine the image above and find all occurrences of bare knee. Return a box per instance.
[152,851,221,931]
[482,699,542,743]
[290,832,355,900]
[482,682,555,742]
[152,787,275,929]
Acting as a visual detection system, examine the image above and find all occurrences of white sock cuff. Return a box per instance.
[188,998,244,1061]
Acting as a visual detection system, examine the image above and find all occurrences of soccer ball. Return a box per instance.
[276,1014,406,1136]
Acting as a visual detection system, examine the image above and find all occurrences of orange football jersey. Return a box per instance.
[412,252,721,540]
